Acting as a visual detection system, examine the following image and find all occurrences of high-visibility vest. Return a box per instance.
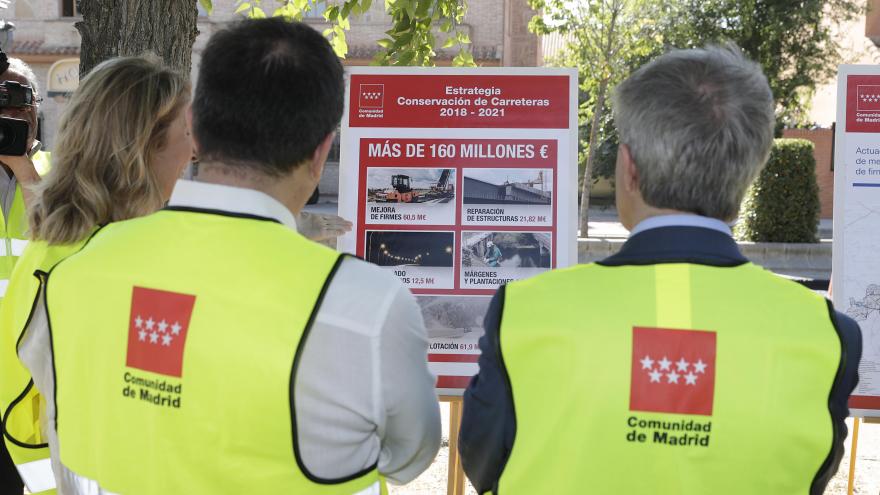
[0,150,50,299]
[0,239,85,494]
[0,150,54,493]
[44,208,386,495]
[497,262,845,494]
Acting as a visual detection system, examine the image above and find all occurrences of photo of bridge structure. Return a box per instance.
[463,168,553,205]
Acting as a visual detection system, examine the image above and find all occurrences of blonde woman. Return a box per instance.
[0,55,192,494]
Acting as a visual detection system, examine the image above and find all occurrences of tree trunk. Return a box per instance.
[578,79,607,237]
[76,0,199,76]
[578,0,620,237]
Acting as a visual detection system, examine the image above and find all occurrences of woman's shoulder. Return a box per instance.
[15,238,90,278]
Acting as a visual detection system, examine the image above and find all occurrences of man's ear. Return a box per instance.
[186,105,198,155]
[619,144,640,194]
[310,131,335,180]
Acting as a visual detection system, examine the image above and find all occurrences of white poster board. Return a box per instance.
[832,65,880,416]
[338,67,578,395]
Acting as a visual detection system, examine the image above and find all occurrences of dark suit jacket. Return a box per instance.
[459,226,861,494]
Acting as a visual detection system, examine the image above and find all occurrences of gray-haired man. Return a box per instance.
[0,53,45,495]
[460,45,861,494]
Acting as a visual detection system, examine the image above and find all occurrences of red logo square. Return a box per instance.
[857,85,880,112]
[629,327,716,416]
[359,84,384,108]
[846,76,880,132]
[126,287,196,378]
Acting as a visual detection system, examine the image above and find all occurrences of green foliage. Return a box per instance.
[529,0,667,213]
[230,0,474,67]
[659,0,862,127]
[735,139,820,243]
[532,0,861,196]
[200,0,214,14]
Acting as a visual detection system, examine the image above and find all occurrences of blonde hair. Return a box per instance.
[29,55,190,244]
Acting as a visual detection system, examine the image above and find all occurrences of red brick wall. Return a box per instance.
[782,128,834,219]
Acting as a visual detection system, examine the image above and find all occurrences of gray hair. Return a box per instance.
[4,57,39,96]
[612,44,775,221]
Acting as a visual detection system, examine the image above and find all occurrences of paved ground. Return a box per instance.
[388,403,478,495]
[827,419,880,494]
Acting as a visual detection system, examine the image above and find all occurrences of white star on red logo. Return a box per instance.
[642,356,704,386]
[658,356,671,371]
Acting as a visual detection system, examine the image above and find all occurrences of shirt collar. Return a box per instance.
[168,179,298,231]
[630,214,732,237]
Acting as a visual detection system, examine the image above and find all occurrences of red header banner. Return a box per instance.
[349,74,570,129]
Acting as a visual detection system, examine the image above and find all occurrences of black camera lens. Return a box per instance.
[0,117,28,155]
[0,121,16,149]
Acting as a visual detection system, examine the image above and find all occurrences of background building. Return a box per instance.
[1,0,542,197]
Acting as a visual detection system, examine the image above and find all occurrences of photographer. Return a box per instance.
[0,53,47,494]
[0,55,47,204]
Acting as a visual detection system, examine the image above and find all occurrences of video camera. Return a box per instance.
[0,49,33,156]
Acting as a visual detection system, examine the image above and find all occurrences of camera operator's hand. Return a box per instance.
[0,153,39,206]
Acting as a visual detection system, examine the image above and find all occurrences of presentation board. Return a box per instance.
[339,67,578,395]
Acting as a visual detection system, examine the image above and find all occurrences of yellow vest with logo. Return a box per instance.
[45,209,385,495]
[497,262,843,494]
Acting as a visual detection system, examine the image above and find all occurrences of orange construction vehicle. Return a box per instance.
[383,175,420,203]
[376,170,454,203]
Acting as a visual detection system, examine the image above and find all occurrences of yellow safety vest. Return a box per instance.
[0,151,55,493]
[497,262,843,494]
[44,208,386,494]
[0,150,50,299]
[0,239,85,495]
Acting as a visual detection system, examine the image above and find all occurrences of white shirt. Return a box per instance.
[629,214,733,237]
[0,167,16,220]
[19,180,441,492]
[1,141,43,220]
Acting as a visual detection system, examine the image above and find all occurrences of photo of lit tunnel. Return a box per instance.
[365,231,455,267]
[462,232,552,268]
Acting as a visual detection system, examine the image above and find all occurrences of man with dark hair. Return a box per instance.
[460,44,860,494]
[18,19,440,493]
